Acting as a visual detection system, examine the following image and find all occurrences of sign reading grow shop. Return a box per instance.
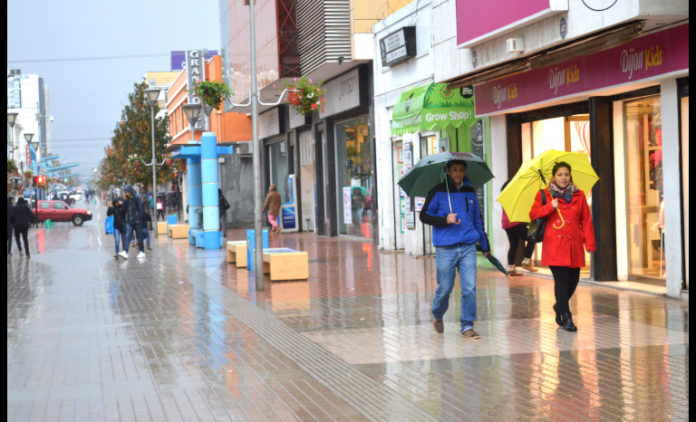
[380,26,416,67]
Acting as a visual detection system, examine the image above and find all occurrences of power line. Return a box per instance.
[7,53,169,64]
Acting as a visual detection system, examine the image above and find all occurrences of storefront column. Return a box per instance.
[589,97,617,281]
[490,115,509,259]
[660,79,684,298]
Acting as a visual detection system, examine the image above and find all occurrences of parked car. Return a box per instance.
[35,200,93,226]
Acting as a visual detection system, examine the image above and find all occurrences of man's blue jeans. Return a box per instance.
[432,243,477,333]
[124,221,143,252]
[141,226,150,248]
[113,228,122,253]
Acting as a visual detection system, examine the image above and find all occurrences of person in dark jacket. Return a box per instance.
[218,188,230,237]
[119,186,145,259]
[11,197,34,258]
[141,206,152,251]
[7,197,15,256]
[107,198,126,259]
[529,162,596,332]
[420,160,490,340]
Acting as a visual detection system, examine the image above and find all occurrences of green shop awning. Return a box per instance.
[391,83,476,136]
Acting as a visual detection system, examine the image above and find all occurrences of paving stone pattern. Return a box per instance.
[6,204,689,421]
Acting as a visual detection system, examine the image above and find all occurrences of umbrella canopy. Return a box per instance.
[397,151,493,198]
[486,254,508,276]
[497,149,599,223]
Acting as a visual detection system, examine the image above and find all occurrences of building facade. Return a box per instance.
[421,0,688,297]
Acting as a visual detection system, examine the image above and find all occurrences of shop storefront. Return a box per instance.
[312,64,376,241]
[472,23,688,296]
[389,82,490,256]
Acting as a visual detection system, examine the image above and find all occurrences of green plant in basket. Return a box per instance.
[189,81,234,110]
[284,75,326,115]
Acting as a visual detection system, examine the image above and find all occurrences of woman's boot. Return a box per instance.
[552,304,564,326]
[562,313,577,331]
[521,258,539,272]
[507,265,522,276]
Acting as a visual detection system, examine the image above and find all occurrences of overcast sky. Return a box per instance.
[7,0,221,183]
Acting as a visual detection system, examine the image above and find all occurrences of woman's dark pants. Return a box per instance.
[549,266,581,315]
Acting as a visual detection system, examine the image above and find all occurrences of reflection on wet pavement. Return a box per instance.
[6,202,689,421]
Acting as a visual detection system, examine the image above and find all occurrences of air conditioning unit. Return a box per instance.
[234,142,252,156]
[506,38,524,54]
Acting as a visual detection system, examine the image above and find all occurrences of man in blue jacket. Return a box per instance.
[119,185,146,259]
[420,160,490,340]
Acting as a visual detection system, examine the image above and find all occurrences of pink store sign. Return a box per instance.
[456,0,551,45]
[474,24,689,116]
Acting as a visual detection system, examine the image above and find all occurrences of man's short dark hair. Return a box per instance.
[446,160,467,169]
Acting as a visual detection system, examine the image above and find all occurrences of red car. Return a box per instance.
[35,200,93,226]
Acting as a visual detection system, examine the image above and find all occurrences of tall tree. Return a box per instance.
[96,80,179,191]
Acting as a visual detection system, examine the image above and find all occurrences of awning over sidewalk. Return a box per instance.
[390,82,476,136]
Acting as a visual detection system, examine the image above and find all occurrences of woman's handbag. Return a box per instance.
[527,190,547,243]
[105,215,114,235]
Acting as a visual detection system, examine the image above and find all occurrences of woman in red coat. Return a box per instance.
[529,161,596,332]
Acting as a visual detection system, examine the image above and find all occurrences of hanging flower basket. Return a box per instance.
[287,90,301,105]
[189,81,234,111]
[283,75,326,116]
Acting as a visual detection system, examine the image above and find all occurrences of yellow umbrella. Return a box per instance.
[497,149,599,223]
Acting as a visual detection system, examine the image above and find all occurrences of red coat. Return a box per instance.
[529,188,596,268]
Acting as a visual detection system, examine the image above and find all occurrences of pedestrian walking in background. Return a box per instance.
[11,198,35,258]
[156,196,165,221]
[7,197,15,256]
[107,198,126,259]
[120,186,146,259]
[529,161,596,332]
[420,160,491,340]
[141,207,152,251]
[218,188,231,237]
[263,184,282,235]
[501,180,538,276]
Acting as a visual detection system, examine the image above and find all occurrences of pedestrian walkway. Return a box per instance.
[7,200,689,421]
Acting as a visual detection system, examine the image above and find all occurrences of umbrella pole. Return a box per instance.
[444,170,460,224]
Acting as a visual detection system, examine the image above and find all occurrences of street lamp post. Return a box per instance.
[182,103,202,143]
[145,88,161,222]
[8,111,19,162]
[24,133,36,218]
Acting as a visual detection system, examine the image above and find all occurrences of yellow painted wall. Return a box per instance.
[352,0,414,33]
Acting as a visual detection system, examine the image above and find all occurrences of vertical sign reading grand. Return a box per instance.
[186,50,208,131]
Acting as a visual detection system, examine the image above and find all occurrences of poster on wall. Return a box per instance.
[343,186,352,225]
[414,197,425,211]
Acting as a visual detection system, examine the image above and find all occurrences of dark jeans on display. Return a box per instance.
[504,224,536,265]
[549,266,581,316]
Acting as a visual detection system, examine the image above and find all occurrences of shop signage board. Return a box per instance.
[379,26,417,67]
[456,0,566,46]
[319,68,360,119]
[343,187,352,225]
[391,83,476,136]
[185,50,208,131]
[474,23,689,116]
[171,50,217,71]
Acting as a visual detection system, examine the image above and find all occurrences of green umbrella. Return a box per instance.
[397,151,494,198]
[486,254,509,276]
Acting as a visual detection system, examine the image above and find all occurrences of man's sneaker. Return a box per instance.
[137,251,146,259]
[462,329,480,340]
[433,319,444,333]
[118,251,128,259]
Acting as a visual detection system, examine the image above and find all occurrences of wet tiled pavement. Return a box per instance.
[7,201,689,421]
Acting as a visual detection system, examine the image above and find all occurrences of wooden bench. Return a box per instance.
[226,241,247,267]
[157,221,168,235]
[262,248,309,281]
[168,224,190,239]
